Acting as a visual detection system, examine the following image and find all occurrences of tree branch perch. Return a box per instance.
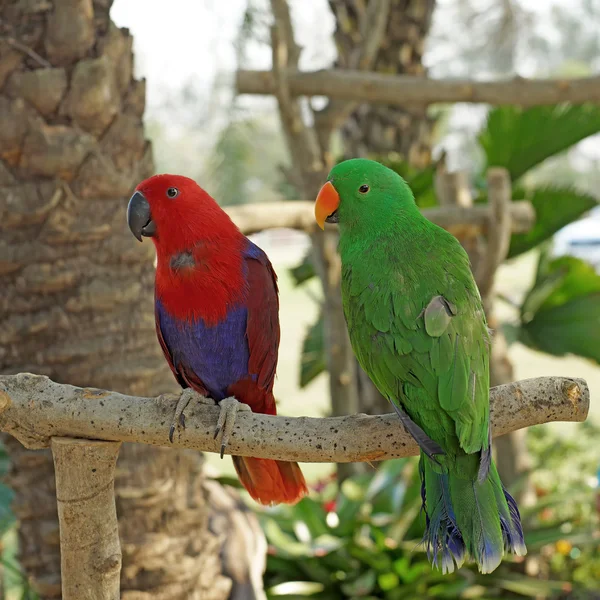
[237,69,600,107]
[0,374,589,463]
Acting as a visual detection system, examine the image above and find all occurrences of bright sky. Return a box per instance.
[111,0,599,167]
[111,0,563,111]
[111,0,335,115]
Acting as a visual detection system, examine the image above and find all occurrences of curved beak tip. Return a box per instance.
[314,181,340,230]
[127,190,154,242]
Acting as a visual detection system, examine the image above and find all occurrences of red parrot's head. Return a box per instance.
[127,174,239,256]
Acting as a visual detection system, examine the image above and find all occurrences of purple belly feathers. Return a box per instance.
[156,300,252,401]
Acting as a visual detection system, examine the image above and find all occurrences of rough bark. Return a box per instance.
[0,373,589,463]
[327,0,436,166]
[51,438,121,600]
[0,2,256,598]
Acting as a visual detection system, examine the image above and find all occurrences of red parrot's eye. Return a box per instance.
[359,184,370,194]
[166,187,179,199]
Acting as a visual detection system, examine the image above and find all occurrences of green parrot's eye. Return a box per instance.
[166,187,179,199]
[359,184,370,194]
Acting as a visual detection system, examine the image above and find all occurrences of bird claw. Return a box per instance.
[168,388,216,443]
[214,396,251,459]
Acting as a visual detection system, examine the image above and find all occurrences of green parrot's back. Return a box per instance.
[329,158,526,574]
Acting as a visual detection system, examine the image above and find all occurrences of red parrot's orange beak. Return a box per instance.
[314,181,340,230]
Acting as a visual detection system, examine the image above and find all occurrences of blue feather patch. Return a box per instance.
[500,487,527,556]
[420,461,466,574]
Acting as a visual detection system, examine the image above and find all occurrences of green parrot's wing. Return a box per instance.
[422,288,490,456]
[344,239,490,460]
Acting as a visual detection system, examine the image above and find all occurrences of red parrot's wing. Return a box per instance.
[245,252,280,394]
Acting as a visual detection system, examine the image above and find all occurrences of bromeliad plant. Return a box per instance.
[260,422,600,599]
[294,103,600,387]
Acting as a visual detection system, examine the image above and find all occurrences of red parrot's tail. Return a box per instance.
[232,456,308,505]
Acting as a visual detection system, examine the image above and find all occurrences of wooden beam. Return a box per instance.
[237,69,600,107]
[225,199,535,236]
[52,437,122,600]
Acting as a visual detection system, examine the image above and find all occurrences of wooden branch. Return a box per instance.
[51,437,121,600]
[225,200,535,236]
[0,374,589,463]
[435,159,474,208]
[267,0,358,484]
[269,0,326,195]
[237,69,600,107]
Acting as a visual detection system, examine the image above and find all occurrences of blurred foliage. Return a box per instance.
[0,441,38,599]
[427,0,600,80]
[299,309,326,389]
[479,105,600,182]
[203,113,292,206]
[505,250,600,364]
[507,187,597,259]
[295,103,600,388]
[260,424,600,599]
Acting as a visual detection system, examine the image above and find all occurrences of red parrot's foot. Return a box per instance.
[215,396,251,459]
[168,388,216,443]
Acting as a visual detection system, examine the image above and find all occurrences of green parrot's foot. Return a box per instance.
[214,396,251,459]
[169,389,216,443]
[390,402,445,461]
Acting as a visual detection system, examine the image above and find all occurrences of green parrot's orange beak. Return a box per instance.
[314,181,340,230]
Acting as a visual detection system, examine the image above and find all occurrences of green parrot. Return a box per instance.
[314,158,526,574]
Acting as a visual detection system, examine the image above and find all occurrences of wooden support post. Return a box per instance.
[51,437,122,600]
[477,167,513,313]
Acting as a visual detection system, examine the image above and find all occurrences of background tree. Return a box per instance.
[0,1,262,598]
[328,0,435,167]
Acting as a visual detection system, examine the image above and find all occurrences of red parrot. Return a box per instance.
[127,174,307,505]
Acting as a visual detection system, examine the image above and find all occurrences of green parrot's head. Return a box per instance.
[314,158,417,234]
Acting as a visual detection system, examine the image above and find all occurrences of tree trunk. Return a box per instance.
[329,0,436,167]
[0,2,255,598]
[327,0,437,432]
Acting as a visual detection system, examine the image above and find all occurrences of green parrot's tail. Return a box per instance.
[420,455,526,574]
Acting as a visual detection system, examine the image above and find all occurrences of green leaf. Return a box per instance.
[289,251,316,287]
[524,527,597,551]
[291,498,330,539]
[508,186,597,258]
[378,572,399,591]
[427,579,472,598]
[519,250,569,321]
[393,557,430,585]
[299,311,326,388]
[340,569,377,596]
[487,573,569,596]
[212,475,245,490]
[517,254,600,363]
[263,518,314,557]
[479,104,600,181]
[366,459,407,502]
